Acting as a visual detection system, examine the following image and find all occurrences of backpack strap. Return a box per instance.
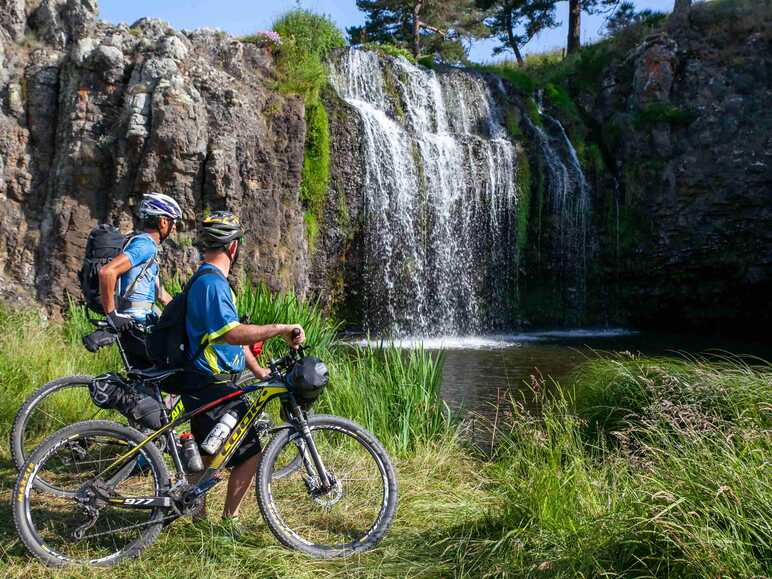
[184,266,228,365]
[117,233,158,309]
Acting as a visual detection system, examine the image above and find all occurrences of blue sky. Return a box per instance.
[99,0,674,62]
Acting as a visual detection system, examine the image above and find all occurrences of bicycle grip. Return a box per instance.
[291,328,301,339]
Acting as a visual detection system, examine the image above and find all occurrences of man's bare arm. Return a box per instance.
[244,346,270,379]
[98,253,133,313]
[223,323,305,348]
[155,278,173,306]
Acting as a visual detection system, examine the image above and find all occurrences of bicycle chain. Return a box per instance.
[75,513,180,540]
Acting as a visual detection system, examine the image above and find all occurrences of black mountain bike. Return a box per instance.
[9,319,253,476]
[13,344,398,566]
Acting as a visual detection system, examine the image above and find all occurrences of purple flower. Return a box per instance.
[249,30,281,48]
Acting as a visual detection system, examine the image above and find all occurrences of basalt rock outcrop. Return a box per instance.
[589,7,772,335]
[0,0,307,313]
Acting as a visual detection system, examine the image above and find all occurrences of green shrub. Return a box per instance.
[272,10,345,66]
[364,42,416,64]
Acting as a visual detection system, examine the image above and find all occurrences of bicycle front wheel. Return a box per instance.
[13,420,170,567]
[256,415,398,558]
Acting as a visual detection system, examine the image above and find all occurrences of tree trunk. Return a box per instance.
[673,0,691,15]
[567,0,581,54]
[669,0,691,29]
[504,9,524,65]
[412,1,423,57]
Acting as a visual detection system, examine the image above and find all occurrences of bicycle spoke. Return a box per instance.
[24,429,164,563]
[265,425,387,549]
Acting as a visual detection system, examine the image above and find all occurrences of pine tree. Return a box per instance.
[349,0,484,62]
[476,0,559,65]
[566,0,620,54]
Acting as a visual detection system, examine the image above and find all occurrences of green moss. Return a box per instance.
[633,103,696,128]
[417,55,435,69]
[505,109,524,139]
[516,153,531,252]
[474,63,536,94]
[587,143,606,173]
[303,211,319,252]
[382,66,405,121]
[300,101,330,250]
[544,83,577,117]
[524,97,542,127]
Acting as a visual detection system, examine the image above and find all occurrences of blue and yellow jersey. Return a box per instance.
[185,264,245,375]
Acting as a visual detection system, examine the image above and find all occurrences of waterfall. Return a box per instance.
[520,108,592,322]
[330,49,519,336]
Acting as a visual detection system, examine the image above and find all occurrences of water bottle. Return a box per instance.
[200,411,239,455]
[180,432,204,473]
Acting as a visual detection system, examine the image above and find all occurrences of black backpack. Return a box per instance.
[78,224,155,314]
[145,267,224,368]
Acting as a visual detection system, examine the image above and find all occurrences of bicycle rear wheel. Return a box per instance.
[11,376,125,473]
[13,420,170,567]
[256,415,397,558]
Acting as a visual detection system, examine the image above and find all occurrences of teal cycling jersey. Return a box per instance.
[185,263,244,375]
[119,233,158,322]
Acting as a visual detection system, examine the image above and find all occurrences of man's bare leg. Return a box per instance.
[223,453,261,518]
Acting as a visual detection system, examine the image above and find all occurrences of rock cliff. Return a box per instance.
[591,5,772,335]
[0,0,307,313]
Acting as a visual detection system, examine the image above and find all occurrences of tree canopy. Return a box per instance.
[348,0,485,63]
[476,0,558,64]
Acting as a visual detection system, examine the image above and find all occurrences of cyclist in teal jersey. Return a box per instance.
[98,193,182,367]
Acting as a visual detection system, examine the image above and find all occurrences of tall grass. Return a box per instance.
[236,281,338,357]
[0,303,118,439]
[0,289,452,456]
[320,346,452,456]
[436,356,772,577]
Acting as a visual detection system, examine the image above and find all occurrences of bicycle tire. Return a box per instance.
[10,375,135,497]
[13,420,170,567]
[256,414,398,558]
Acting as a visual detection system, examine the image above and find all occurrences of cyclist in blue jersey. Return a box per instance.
[180,211,304,530]
[98,192,183,368]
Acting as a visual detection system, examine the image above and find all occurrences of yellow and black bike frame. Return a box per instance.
[94,379,295,510]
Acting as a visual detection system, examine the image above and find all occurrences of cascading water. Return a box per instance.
[524,111,592,319]
[330,49,520,336]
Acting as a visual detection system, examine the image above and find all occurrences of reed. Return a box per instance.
[320,345,453,456]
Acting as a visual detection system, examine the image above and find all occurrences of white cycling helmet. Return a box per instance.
[138,192,183,221]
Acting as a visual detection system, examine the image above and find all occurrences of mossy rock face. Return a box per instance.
[300,100,331,252]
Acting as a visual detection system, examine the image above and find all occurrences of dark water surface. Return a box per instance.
[363,329,772,421]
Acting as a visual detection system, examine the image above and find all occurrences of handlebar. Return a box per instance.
[267,329,305,378]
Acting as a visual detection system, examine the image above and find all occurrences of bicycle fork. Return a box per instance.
[291,406,333,492]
